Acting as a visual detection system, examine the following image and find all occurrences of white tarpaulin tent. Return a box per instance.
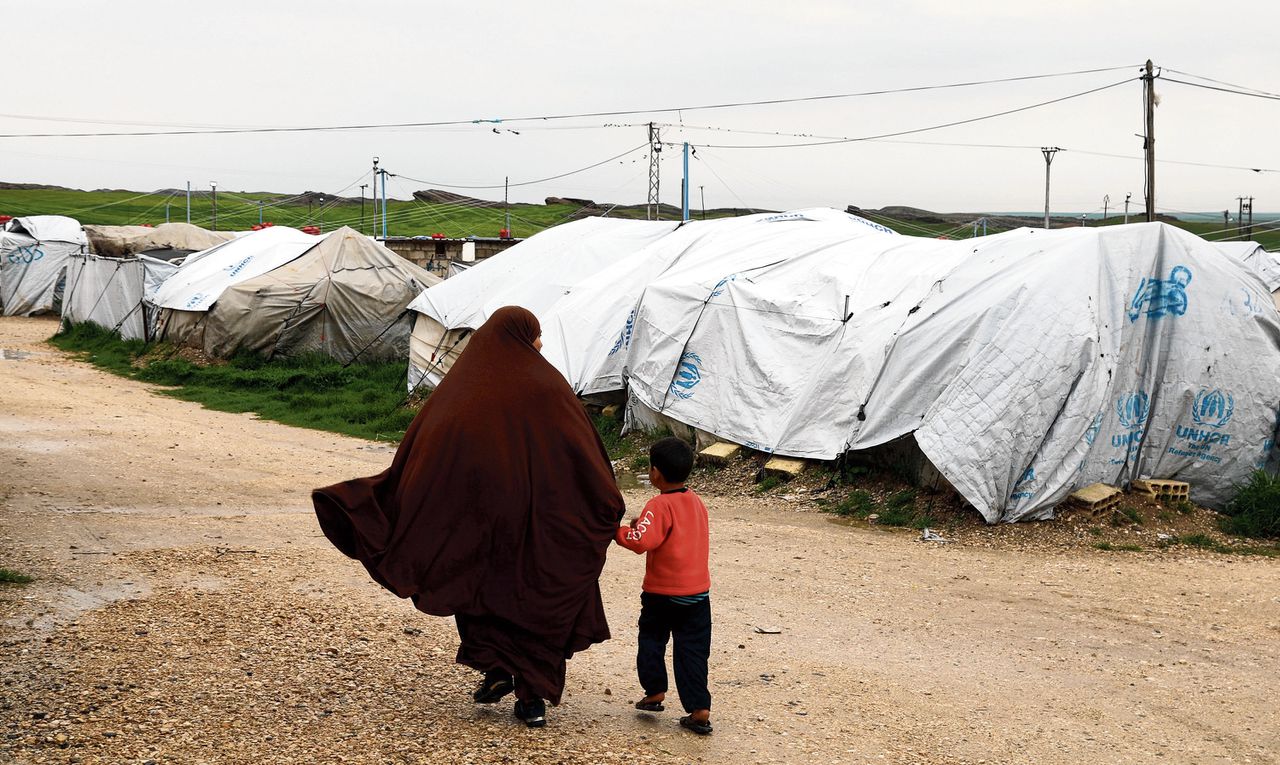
[619,222,1280,522]
[539,208,899,395]
[62,254,178,340]
[153,226,439,362]
[1216,241,1280,307]
[406,216,680,389]
[0,215,87,316]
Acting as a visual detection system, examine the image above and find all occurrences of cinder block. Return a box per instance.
[1069,482,1122,512]
[697,442,742,466]
[762,456,807,480]
[601,404,621,420]
[1132,479,1190,500]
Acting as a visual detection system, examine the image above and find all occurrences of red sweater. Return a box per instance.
[615,488,710,596]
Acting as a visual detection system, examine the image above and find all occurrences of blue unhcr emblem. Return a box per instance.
[1084,413,1103,445]
[1116,392,1150,430]
[709,274,737,299]
[1127,265,1191,322]
[1191,389,1234,428]
[669,352,704,400]
[607,309,636,357]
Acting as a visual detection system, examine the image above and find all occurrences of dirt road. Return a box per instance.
[2,316,1277,765]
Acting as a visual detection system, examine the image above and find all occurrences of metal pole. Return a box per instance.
[504,175,510,235]
[186,181,191,223]
[1102,194,1110,222]
[699,185,706,220]
[1143,59,1156,222]
[318,196,324,232]
[381,170,388,240]
[359,184,367,234]
[165,202,170,224]
[681,143,690,222]
[372,157,380,237]
[1124,193,1131,224]
[1041,147,1059,230]
[259,201,264,225]
[211,181,217,232]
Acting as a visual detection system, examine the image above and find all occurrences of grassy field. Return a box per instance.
[50,322,420,443]
[4,186,1274,246]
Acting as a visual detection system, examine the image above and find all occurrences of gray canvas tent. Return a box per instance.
[85,222,235,261]
[62,253,178,340]
[152,226,439,362]
[0,215,87,316]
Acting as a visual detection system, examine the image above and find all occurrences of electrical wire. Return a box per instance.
[1161,68,1280,99]
[693,78,1136,149]
[1160,77,1280,103]
[393,143,648,190]
[0,65,1140,139]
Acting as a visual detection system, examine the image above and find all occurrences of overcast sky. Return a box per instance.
[5,0,1278,219]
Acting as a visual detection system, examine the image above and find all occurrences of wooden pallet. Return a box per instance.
[1132,479,1191,500]
[1069,483,1123,512]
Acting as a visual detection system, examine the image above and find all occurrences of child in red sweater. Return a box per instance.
[615,437,713,735]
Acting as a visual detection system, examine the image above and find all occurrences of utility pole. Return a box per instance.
[381,168,389,240]
[681,143,690,222]
[165,202,170,224]
[258,200,264,225]
[211,181,218,231]
[1237,196,1254,240]
[372,157,380,237]
[359,184,368,234]
[1223,210,1230,231]
[318,195,325,232]
[1124,192,1132,224]
[1102,194,1110,222]
[1041,147,1060,229]
[1142,59,1157,222]
[699,185,706,220]
[504,176,510,236]
[186,181,191,223]
[646,122,661,221]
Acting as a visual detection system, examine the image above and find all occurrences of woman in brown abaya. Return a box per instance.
[312,306,624,728]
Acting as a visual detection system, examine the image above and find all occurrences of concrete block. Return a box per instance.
[762,456,807,480]
[601,404,622,420]
[1132,479,1190,500]
[1069,482,1122,512]
[697,442,742,466]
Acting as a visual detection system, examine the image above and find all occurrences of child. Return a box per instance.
[615,437,713,735]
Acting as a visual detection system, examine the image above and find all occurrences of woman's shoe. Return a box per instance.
[472,670,514,703]
[513,698,547,728]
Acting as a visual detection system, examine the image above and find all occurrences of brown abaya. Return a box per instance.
[312,306,625,704]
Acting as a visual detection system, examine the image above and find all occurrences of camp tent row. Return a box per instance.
[0,215,88,316]
[407,211,1280,523]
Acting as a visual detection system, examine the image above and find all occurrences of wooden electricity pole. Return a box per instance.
[1143,60,1156,222]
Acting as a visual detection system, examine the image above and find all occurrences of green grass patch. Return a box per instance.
[1175,533,1280,557]
[755,475,784,493]
[1220,470,1280,539]
[1172,499,1196,515]
[876,490,935,529]
[0,568,33,584]
[51,322,418,442]
[1094,542,1143,552]
[826,489,876,518]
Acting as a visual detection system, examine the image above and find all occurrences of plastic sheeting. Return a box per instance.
[0,216,87,316]
[620,222,1280,522]
[150,226,319,311]
[407,217,680,388]
[540,208,898,395]
[62,254,179,340]
[85,223,235,259]
[155,227,438,362]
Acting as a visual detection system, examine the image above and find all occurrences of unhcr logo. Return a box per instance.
[1127,265,1191,322]
[227,256,254,278]
[1191,388,1234,428]
[1084,413,1103,445]
[1116,391,1150,430]
[709,274,737,299]
[669,352,704,400]
[608,309,636,357]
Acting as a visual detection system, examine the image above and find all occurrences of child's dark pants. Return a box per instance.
[636,591,712,712]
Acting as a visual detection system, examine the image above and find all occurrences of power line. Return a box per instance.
[692,78,1136,149]
[1161,68,1280,99]
[392,143,648,190]
[0,65,1139,139]
[1160,77,1280,103]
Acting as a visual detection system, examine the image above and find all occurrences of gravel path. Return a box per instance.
[2,316,1277,765]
